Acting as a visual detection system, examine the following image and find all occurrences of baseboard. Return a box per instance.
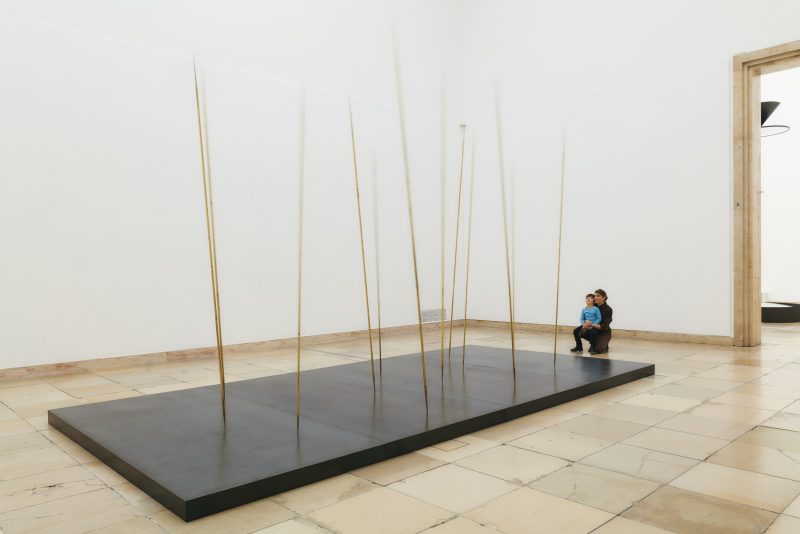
[0,320,463,380]
[1,318,733,379]
[466,320,734,346]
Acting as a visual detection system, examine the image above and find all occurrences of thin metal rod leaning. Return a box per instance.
[440,79,446,381]
[393,35,429,408]
[511,168,516,333]
[554,131,567,366]
[462,134,476,363]
[494,84,516,377]
[447,124,467,360]
[348,100,376,390]
[192,57,226,422]
[296,89,307,430]
[372,152,383,373]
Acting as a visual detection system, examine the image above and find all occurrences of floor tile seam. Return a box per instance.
[308,484,457,524]
[0,439,75,460]
[0,473,108,515]
[705,452,800,486]
[345,461,444,487]
[654,418,759,442]
[97,514,170,534]
[666,474,800,515]
[505,434,616,463]
[575,447,698,487]
[38,432,99,466]
[0,486,111,519]
[449,450,560,487]
[619,427,730,460]
[527,465,664,516]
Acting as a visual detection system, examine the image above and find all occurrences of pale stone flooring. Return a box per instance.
[4,325,800,533]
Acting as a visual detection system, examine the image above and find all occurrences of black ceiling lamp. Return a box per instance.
[761,101,790,137]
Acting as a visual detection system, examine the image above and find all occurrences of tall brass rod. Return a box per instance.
[393,36,429,408]
[494,85,516,377]
[192,57,226,422]
[371,152,383,373]
[462,135,476,363]
[440,79,446,381]
[296,89,307,430]
[447,125,467,360]
[512,167,518,373]
[348,100,376,390]
[553,131,566,366]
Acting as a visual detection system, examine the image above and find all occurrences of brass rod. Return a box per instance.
[494,85,516,377]
[371,152,383,373]
[554,131,566,366]
[462,134,476,363]
[393,36,428,408]
[296,89,307,430]
[192,57,226,422]
[348,100,376,390]
[447,125,467,360]
[512,165,518,373]
[440,78,446,381]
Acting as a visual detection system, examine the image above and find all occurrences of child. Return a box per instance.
[570,294,602,353]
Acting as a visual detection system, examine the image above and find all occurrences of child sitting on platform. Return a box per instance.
[570,294,601,354]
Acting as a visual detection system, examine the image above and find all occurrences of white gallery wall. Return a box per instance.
[761,68,800,302]
[4,0,800,369]
[457,0,800,337]
[0,0,465,368]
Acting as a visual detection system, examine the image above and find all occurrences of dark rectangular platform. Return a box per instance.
[49,346,653,521]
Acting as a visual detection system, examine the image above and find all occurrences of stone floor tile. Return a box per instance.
[711,439,800,481]
[350,452,445,486]
[622,486,777,534]
[150,498,294,533]
[622,427,728,460]
[308,486,452,534]
[687,402,775,424]
[552,414,648,442]
[656,412,756,440]
[674,376,743,391]
[650,383,724,400]
[696,364,770,381]
[515,406,582,427]
[591,516,674,533]
[762,412,800,432]
[456,444,568,484]
[530,463,660,514]
[0,442,77,481]
[0,419,36,438]
[580,443,698,484]
[252,517,331,533]
[113,482,165,515]
[418,516,496,533]
[468,415,543,443]
[85,515,167,533]
[0,465,104,513]
[766,515,800,534]
[271,474,375,515]
[589,403,676,426]
[621,393,702,412]
[670,462,800,513]
[464,487,613,534]
[389,464,516,513]
[0,488,141,534]
[713,391,794,411]
[417,435,497,463]
[509,428,612,461]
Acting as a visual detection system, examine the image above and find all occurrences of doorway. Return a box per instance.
[733,40,800,346]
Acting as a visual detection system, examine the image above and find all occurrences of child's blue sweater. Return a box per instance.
[580,306,602,325]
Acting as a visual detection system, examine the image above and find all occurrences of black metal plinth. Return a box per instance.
[49,346,653,521]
